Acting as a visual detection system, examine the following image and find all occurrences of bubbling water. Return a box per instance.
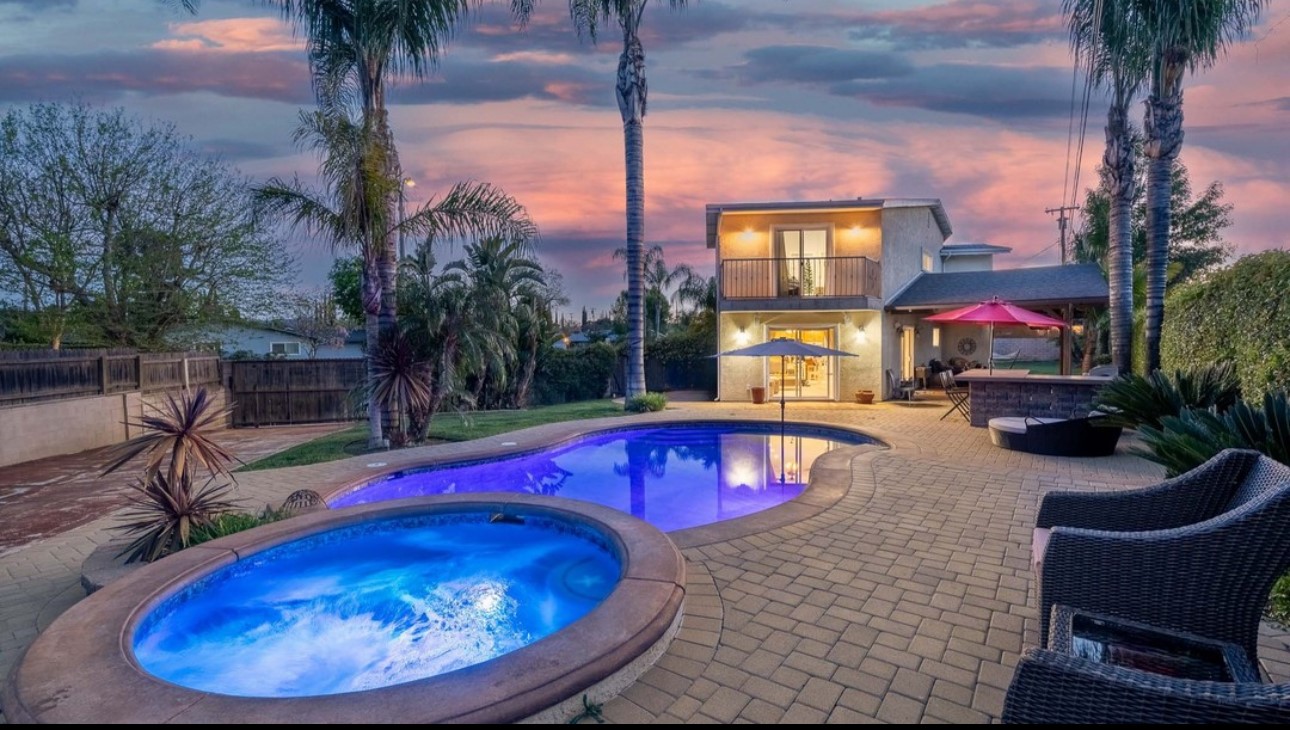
[132,515,620,698]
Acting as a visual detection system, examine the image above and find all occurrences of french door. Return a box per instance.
[767,327,836,400]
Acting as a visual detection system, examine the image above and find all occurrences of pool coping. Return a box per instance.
[2,495,686,724]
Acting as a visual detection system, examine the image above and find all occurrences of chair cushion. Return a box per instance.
[1031,527,1050,575]
[989,416,1065,434]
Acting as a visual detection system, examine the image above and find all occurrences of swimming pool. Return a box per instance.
[132,511,621,698]
[332,423,876,532]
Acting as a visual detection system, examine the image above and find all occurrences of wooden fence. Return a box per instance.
[229,359,367,427]
[0,349,221,406]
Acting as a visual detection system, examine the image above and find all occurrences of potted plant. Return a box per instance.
[856,389,875,404]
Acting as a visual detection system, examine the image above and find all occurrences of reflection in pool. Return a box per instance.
[332,424,875,532]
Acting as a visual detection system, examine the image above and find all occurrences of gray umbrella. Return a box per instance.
[713,338,858,481]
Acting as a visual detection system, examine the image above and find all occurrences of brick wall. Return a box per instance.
[967,379,1104,428]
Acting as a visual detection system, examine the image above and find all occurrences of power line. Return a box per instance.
[1045,205,1080,264]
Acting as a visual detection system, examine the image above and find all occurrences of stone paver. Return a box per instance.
[3,397,1289,724]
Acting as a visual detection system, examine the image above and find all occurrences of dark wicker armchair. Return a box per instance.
[1003,648,1290,723]
[1033,449,1290,664]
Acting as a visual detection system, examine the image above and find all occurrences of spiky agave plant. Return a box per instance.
[102,387,237,483]
[102,386,241,563]
[115,472,239,564]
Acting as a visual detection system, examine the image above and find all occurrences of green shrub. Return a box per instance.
[1093,362,1241,430]
[1136,390,1290,476]
[624,392,667,413]
[1161,251,1290,399]
[188,506,290,547]
[532,342,617,405]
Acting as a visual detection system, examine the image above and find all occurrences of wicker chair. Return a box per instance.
[1003,648,1290,723]
[1032,449,1290,664]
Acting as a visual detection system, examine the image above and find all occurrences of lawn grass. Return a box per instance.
[238,400,626,472]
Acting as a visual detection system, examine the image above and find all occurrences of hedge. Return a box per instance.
[531,341,617,405]
[1161,250,1290,399]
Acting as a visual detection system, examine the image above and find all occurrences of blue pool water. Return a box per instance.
[332,424,875,532]
[131,513,621,698]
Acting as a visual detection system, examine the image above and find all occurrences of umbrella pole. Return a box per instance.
[780,354,786,483]
[989,323,995,375]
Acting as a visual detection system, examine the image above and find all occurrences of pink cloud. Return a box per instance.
[154,18,301,54]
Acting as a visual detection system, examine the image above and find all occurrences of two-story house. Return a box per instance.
[707,198,1108,402]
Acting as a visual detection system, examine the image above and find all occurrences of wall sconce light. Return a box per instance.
[734,327,751,345]
[849,224,862,234]
[857,330,868,345]
[740,227,754,242]
[932,326,941,347]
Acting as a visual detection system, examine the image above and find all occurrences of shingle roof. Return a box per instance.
[887,263,1108,310]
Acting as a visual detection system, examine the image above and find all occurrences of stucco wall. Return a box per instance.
[715,209,883,262]
[717,310,882,402]
[0,386,230,468]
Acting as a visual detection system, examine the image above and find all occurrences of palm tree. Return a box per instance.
[513,0,689,397]
[259,111,534,446]
[1136,0,1265,372]
[613,243,694,336]
[256,110,389,448]
[1065,0,1148,374]
[269,0,475,343]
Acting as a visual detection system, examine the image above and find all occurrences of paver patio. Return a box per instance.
[2,398,1288,723]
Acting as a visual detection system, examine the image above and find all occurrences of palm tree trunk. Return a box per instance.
[372,105,402,434]
[364,310,385,449]
[1142,85,1183,373]
[1103,95,1136,374]
[618,31,648,398]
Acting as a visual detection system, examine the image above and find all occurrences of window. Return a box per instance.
[270,341,302,357]
[922,249,934,272]
[932,327,941,347]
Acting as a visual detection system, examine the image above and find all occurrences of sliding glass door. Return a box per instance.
[767,327,836,400]
[775,228,829,297]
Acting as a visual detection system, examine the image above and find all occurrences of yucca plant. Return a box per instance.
[115,472,238,564]
[102,386,241,563]
[102,387,237,483]
[1093,361,1241,429]
[1137,390,1290,476]
[369,330,433,446]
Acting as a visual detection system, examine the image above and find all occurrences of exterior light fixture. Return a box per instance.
[734,327,751,345]
[857,330,868,345]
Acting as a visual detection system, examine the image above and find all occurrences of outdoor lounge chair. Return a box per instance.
[1031,449,1290,665]
[988,414,1122,456]
[885,369,917,401]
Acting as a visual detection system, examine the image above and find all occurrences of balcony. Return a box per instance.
[720,256,882,309]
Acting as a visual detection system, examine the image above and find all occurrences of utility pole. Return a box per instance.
[1045,205,1079,264]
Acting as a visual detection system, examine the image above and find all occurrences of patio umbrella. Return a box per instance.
[713,338,857,481]
[924,296,1066,373]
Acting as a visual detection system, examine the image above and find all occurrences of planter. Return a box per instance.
[855,390,875,405]
[750,386,768,404]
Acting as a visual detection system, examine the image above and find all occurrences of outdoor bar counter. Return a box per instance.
[953,369,1114,428]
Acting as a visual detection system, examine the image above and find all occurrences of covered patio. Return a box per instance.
[886,263,1109,376]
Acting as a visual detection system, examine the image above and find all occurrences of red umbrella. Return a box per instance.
[924,296,1066,373]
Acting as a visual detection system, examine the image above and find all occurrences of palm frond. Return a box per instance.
[400,180,537,252]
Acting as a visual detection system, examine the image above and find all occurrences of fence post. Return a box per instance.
[136,355,144,390]
[99,356,109,395]
[182,357,190,392]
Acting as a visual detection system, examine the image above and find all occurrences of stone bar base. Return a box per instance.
[956,370,1108,428]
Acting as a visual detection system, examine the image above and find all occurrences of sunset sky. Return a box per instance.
[1,0,1286,313]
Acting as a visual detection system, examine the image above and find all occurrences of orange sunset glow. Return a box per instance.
[0,0,1285,309]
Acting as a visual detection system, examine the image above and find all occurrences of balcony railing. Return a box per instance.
[720,256,882,300]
